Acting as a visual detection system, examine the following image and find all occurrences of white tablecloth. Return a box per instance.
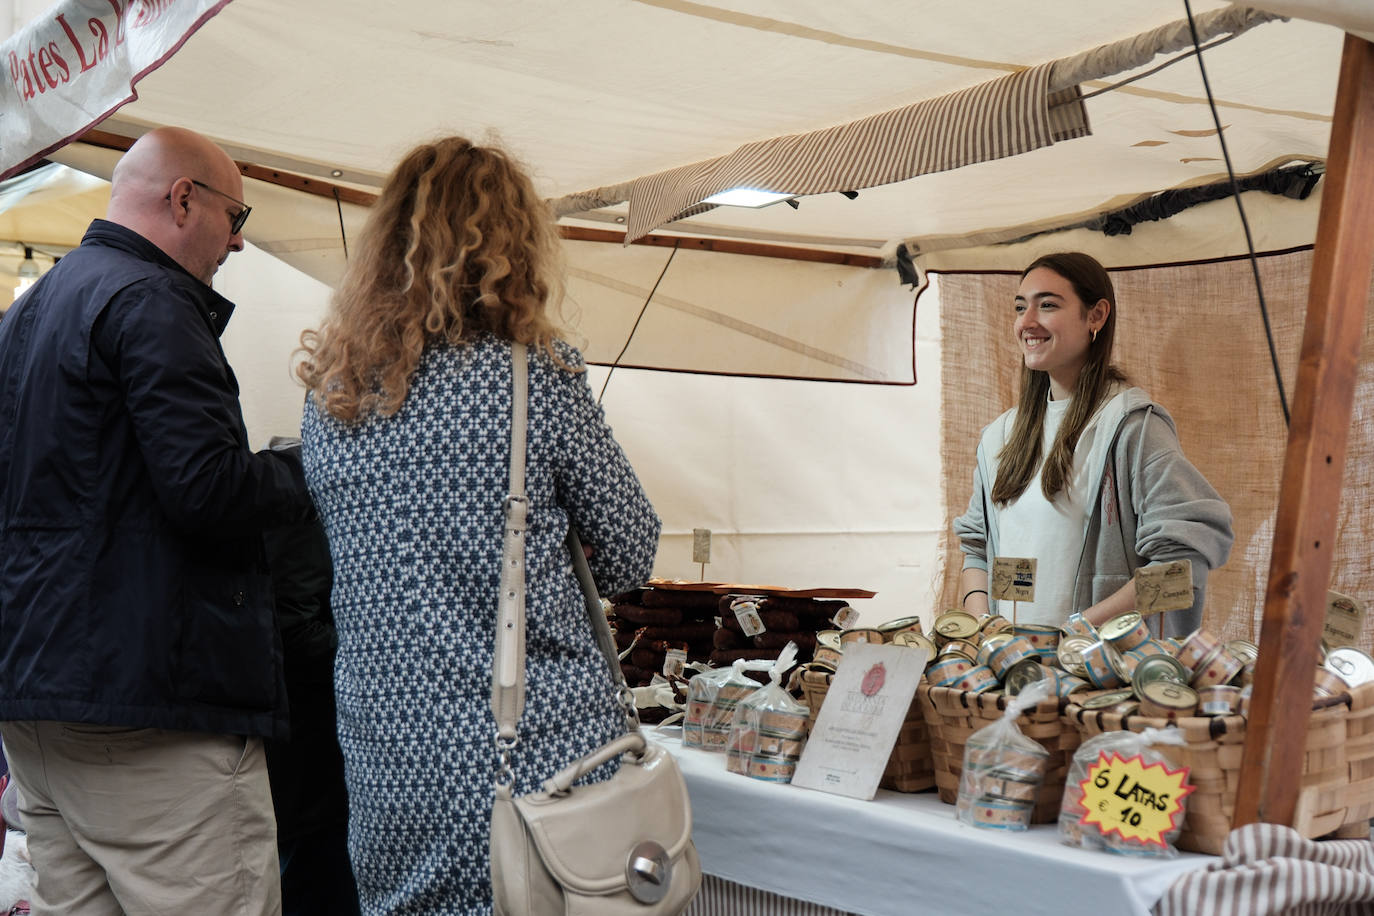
[653,729,1216,916]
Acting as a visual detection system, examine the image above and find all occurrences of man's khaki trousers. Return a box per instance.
[0,721,281,916]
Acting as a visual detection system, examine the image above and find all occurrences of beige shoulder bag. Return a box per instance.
[488,342,701,916]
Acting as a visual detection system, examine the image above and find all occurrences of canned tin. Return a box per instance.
[1325,647,1374,688]
[1176,628,1222,675]
[1120,640,1171,677]
[979,614,1013,637]
[1109,699,1141,716]
[1130,654,1191,700]
[1082,640,1131,689]
[977,632,1016,668]
[1190,644,1245,688]
[816,631,844,652]
[839,627,884,647]
[928,656,975,688]
[758,708,810,735]
[1056,635,1095,678]
[1158,636,1184,655]
[1014,624,1061,662]
[1060,612,1098,639]
[892,632,937,656]
[1137,681,1199,720]
[1237,661,1256,687]
[1314,666,1352,698]
[933,610,980,644]
[877,615,924,637]
[747,755,797,782]
[1100,611,1151,651]
[954,664,1000,694]
[1004,658,1077,698]
[1225,639,1260,667]
[1079,689,1136,710]
[1197,685,1242,716]
[812,645,842,670]
[970,796,1034,830]
[939,638,981,663]
[988,636,1040,679]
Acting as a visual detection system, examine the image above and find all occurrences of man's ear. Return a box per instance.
[168,178,193,227]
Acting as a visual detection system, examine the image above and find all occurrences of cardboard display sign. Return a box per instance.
[1324,591,1365,648]
[791,642,928,801]
[1079,751,1194,850]
[1134,560,1194,616]
[991,557,1036,603]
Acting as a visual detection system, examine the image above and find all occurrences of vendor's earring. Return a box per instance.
[1091,328,1098,343]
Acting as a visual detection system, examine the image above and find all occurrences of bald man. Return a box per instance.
[0,127,309,914]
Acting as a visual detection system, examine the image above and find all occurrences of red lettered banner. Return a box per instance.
[1,0,233,180]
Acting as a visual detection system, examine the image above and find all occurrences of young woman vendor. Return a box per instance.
[954,252,1234,638]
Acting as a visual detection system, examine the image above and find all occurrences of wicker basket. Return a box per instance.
[1062,684,1374,855]
[800,667,935,792]
[918,683,1080,824]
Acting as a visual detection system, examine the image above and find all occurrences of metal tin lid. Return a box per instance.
[1224,639,1259,666]
[981,632,1015,655]
[1080,689,1135,709]
[1004,658,1048,696]
[1057,635,1096,675]
[1130,654,1191,698]
[877,615,924,634]
[933,610,980,640]
[1326,647,1374,688]
[1138,680,1199,709]
[892,632,937,654]
[815,631,843,651]
[1099,611,1144,642]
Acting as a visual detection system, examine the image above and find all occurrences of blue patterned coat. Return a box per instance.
[301,335,660,914]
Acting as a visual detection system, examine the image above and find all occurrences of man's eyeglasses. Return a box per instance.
[169,179,251,235]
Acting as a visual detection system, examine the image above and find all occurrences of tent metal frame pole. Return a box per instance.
[1234,33,1374,830]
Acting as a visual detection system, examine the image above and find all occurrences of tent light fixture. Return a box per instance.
[700,187,795,208]
[15,246,41,295]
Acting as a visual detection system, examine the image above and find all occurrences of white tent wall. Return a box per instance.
[209,243,947,625]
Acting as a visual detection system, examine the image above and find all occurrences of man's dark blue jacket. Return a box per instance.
[0,220,309,739]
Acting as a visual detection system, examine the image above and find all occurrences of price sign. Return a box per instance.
[990,557,1036,602]
[1325,590,1364,648]
[1134,560,1193,615]
[1079,751,1194,849]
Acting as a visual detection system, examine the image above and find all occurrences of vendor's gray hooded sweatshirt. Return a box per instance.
[954,386,1234,638]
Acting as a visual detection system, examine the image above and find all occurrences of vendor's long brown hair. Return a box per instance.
[990,252,1125,506]
[297,137,566,422]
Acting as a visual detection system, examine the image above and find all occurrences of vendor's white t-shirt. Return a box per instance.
[994,393,1115,626]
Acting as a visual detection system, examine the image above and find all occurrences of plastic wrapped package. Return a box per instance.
[683,665,735,749]
[956,679,1052,831]
[1059,727,1191,857]
[689,656,778,752]
[724,643,808,781]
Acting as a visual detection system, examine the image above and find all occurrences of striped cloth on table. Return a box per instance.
[686,875,859,916]
[1156,824,1374,916]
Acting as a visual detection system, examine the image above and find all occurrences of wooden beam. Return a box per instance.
[558,226,884,268]
[1234,33,1374,830]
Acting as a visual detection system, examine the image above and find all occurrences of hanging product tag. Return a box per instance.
[1078,751,1194,849]
[732,597,767,637]
[662,647,688,678]
[831,604,860,630]
[991,557,1036,602]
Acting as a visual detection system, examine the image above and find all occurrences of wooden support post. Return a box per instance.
[1234,33,1374,830]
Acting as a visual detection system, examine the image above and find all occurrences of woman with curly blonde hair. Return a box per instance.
[298,137,660,914]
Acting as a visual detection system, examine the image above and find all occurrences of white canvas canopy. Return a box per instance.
[0,0,1367,620]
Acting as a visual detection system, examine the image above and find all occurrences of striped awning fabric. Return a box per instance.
[570,61,1089,244]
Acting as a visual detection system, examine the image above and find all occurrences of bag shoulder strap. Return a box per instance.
[490,344,640,751]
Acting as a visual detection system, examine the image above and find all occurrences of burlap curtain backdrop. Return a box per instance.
[937,249,1374,648]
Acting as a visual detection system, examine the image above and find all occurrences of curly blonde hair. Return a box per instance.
[297,136,567,422]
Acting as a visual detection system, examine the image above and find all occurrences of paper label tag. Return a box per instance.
[1325,590,1364,648]
[831,605,859,630]
[662,647,688,678]
[692,528,712,564]
[1134,560,1193,615]
[990,557,1036,602]
[1079,751,1194,849]
[732,598,766,637]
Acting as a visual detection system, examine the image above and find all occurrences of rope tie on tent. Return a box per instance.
[333,187,349,260]
[1183,0,1291,429]
[596,241,679,404]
